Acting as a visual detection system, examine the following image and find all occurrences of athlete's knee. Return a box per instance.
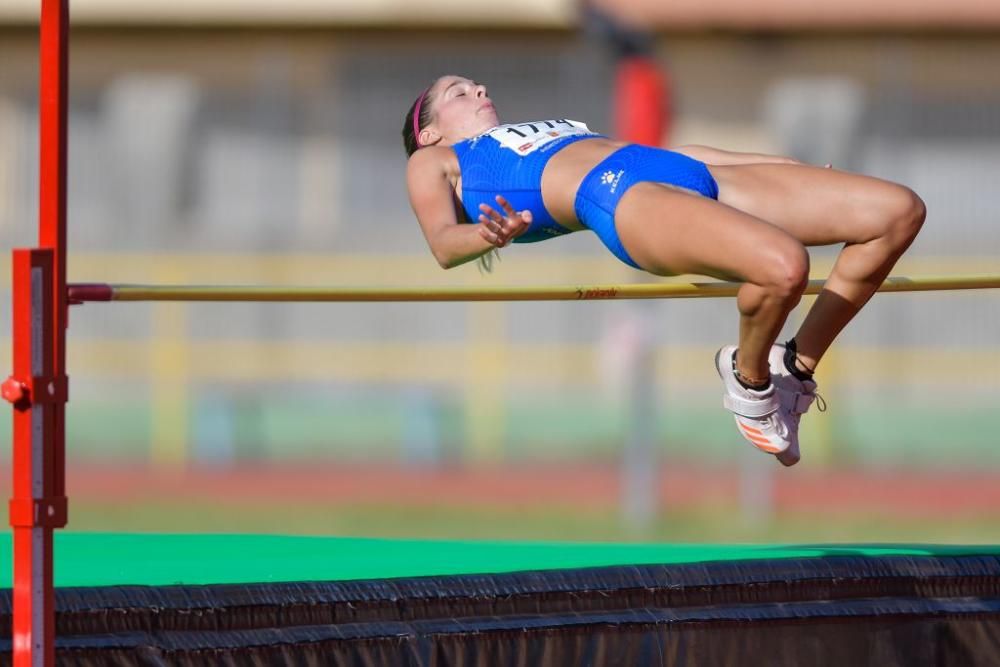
[759,241,810,301]
[895,187,926,243]
[875,185,926,247]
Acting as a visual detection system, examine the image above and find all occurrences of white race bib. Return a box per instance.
[484,119,595,156]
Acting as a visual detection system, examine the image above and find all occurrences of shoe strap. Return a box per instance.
[790,390,827,414]
[723,392,779,418]
[791,392,815,414]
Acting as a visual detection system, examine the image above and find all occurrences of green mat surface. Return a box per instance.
[2,532,999,588]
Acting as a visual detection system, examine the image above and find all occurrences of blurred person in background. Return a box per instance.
[402,75,925,467]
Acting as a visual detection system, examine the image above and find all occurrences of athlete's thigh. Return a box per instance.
[709,163,914,246]
[614,182,803,282]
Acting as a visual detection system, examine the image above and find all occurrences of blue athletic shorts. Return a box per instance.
[573,145,719,268]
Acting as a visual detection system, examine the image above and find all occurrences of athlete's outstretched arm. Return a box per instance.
[406,148,499,269]
[671,145,803,167]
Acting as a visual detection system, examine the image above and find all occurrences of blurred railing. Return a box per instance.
[1,253,996,471]
[3,0,999,29]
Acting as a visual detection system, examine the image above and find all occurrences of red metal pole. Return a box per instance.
[4,250,67,667]
[38,0,69,508]
[3,0,72,664]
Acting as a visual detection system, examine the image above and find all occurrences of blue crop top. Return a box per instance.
[452,119,603,243]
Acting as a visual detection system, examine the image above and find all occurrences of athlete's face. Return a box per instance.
[421,75,499,147]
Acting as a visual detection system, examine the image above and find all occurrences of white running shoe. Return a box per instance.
[767,342,826,467]
[714,345,793,455]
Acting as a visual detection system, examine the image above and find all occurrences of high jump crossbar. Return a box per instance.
[67,275,1000,303]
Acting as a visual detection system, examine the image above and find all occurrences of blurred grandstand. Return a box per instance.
[0,0,997,540]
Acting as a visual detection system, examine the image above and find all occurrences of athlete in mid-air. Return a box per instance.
[403,75,925,466]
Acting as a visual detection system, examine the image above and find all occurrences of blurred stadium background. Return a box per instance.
[0,0,997,543]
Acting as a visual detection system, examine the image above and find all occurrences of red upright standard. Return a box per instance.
[4,1,71,665]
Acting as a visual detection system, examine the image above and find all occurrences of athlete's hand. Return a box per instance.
[478,196,532,247]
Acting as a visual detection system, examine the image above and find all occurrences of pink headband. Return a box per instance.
[412,87,430,148]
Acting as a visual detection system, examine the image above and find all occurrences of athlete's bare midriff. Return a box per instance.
[445,136,625,231]
[538,137,626,229]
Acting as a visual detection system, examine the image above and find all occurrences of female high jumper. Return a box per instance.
[403,75,925,466]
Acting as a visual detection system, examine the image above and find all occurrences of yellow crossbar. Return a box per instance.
[68,274,1000,303]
